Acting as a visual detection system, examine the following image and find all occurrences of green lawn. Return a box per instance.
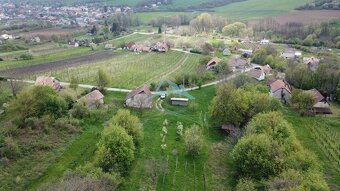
[283,108,340,190]
[214,0,312,20]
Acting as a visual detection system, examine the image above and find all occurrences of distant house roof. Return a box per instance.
[248,69,264,80]
[126,84,152,100]
[223,49,231,56]
[206,57,221,68]
[269,79,291,94]
[126,42,135,49]
[229,58,248,68]
[307,89,325,103]
[79,90,104,106]
[261,64,272,74]
[35,76,62,91]
[303,57,320,65]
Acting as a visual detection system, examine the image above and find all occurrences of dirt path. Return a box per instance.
[0,51,116,78]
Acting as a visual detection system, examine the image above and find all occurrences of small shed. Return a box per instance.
[223,49,231,56]
[221,124,236,134]
[171,98,189,106]
[125,84,153,108]
[78,90,104,109]
[206,57,221,70]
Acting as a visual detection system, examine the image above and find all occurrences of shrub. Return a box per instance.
[0,136,21,159]
[19,53,33,60]
[184,125,205,157]
[94,125,135,176]
[70,103,90,119]
[24,116,52,130]
[236,178,256,191]
[109,109,143,146]
[53,117,81,134]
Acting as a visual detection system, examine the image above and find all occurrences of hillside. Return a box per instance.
[214,0,313,20]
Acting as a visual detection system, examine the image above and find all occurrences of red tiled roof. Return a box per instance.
[35,76,61,91]
[270,79,291,93]
[206,57,221,67]
[248,69,264,79]
[229,58,248,67]
[126,84,152,100]
[261,64,272,74]
[79,90,104,105]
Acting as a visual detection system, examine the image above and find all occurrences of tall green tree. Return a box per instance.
[184,125,205,157]
[290,89,315,116]
[97,69,111,88]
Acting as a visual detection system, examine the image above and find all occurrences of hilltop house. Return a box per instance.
[307,89,332,114]
[125,84,153,108]
[229,57,248,72]
[269,79,292,104]
[206,57,221,70]
[35,76,62,92]
[78,90,104,109]
[303,57,320,71]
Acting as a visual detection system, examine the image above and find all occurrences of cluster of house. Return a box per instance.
[206,56,250,72]
[125,41,170,53]
[0,2,132,27]
[34,76,188,111]
[268,78,332,114]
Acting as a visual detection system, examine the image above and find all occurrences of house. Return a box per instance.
[171,98,189,106]
[295,51,302,58]
[269,79,291,104]
[0,34,13,40]
[125,84,153,108]
[248,68,265,81]
[221,124,236,134]
[78,90,104,109]
[261,64,272,75]
[69,41,79,47]
[229,57,248,72]
[133,45,151,53]
[238,48,253,58]
[307,89,332,114]
[152,41,169,52]
[105,44,113,49]
[31,36,41,43]
[281,50,295,60]
[35,76,62,92]
[125,42,136,50]
[303,57,320,71]
[260,39,270,45]
[206,57,221,70]
[223,49,231,56]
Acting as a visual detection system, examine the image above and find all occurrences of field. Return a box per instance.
[214,0,312,20]
[272,10,340,24]
[18,27,85,40]
[32,50,202,89]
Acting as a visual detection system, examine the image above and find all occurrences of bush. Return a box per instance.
[0,58,3,61]
[184,125,205,157]
[0,136,21,159]
[53,117,81,134]
[109,109,143,146]
[19,53,33,60]
[70,103,90,119]
[94,125,135,175]
[24,116,52,130]
[236,178,256,191]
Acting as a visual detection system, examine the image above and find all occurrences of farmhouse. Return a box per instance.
[229,57,248,72]
[78,90,104,109]
[35,76,62,92]
[206,57,221,70]
[152,41,169,52]
[261,64,272,75]
[269,79,291,104]
[307,89,332,114]
[125,84,153,108]
[260,39,270,45]
[125,42,136,50]
[171,98,189,106]
[248,68,265,81]
[281,50,295,60]
[303,57,320,71]
[238,48,253,58]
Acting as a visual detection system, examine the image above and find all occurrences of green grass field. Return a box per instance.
[214,0,312,20]
[33,50,201,89]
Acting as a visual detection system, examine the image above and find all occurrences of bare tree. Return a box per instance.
[8,79,21,97]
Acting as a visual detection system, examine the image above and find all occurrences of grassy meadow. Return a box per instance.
[214,0,312,20]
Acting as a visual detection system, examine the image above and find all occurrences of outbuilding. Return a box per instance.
[171,98,189,106]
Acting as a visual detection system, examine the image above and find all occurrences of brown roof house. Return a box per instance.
[35,76,62,92]
[229,58,248,72]
[125,85,153,108]
[152,41,169,52]
[78,90,104,109]
[303,57,320,71]
[269,79,292,104]
[206,57,221,70]
[125,42,136,50]
[307,89,332,114]
[248,68,265,81]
